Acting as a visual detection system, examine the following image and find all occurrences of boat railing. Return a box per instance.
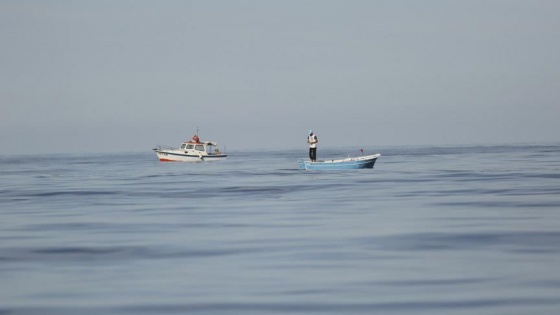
[153,145,176,151]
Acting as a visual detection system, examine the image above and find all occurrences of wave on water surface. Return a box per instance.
[1,144,560,314]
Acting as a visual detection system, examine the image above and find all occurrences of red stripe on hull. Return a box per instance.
[159,158,178,162]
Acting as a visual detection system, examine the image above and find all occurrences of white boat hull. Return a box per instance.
[155,149,227,162]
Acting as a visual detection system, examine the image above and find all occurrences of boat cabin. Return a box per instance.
[180,141,222,156]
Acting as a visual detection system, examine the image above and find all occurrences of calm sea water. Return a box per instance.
[1,144,560,315]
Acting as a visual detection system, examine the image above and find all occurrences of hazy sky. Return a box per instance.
[2,0,559,154]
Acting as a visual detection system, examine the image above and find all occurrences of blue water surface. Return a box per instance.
[1,144,560,314]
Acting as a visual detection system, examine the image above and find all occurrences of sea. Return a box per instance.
[1,144,559,315]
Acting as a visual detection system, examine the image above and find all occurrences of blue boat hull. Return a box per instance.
[299,154,380,170]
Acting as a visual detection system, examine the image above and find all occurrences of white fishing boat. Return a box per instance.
[153,135,227,162]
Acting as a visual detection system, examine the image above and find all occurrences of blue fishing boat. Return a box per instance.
[299,153,381,170]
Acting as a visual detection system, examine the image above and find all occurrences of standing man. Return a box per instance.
[307,130,318,162]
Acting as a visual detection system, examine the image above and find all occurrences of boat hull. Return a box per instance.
[299,154,380,170]
[155,150,227,162]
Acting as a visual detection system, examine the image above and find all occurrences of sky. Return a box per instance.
[1,0,559,155]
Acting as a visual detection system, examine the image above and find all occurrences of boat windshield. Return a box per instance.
[186,144,195,150]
